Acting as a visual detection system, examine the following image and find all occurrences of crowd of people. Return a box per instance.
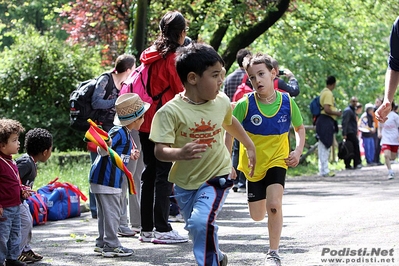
[1,10,398,266]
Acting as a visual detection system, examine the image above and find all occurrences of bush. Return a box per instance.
[0,26,104,151]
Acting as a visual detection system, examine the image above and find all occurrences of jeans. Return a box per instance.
[0,205,21,263]
[89,151,98,218]
[362,137,375,164]
[231,139,246,187]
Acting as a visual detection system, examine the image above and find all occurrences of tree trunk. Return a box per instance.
[220,0,290,71]
[131,0,149,58]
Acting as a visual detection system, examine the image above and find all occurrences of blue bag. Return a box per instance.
[37,178,88,221]
[26,192,48,226]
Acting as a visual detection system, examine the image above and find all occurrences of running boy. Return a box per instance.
[0,119,30,266]
[232,53,305,266]
[16,128,53,263]
[150,43,256,266]
[90,93,149,258]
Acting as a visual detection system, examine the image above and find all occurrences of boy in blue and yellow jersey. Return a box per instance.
[150,43,256,266]
[232,53,305,266]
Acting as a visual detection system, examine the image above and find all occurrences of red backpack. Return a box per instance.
[232,74,253,102]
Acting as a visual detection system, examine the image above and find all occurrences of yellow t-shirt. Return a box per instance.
[149,93,232,190]
[320,88,338,120]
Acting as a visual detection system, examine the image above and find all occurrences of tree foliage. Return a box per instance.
[0,26,103,151]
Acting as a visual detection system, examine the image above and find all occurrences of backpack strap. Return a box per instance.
[241,74,248,84]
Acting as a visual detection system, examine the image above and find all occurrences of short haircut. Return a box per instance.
[175,43,225,84]
[115,54,136,73]
[236,49,252,67]
[326,76,336,86]
[271,57,279,69]
[0,119,25,145]
[24,128,53,156]
[242,52,274,72]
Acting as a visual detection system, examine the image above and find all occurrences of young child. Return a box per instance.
[90,93,149,257]
[232,53,305,266]
[16,128,53,263]
[149,43,256,266]
[378,102,399,179]
[0,119,30,266]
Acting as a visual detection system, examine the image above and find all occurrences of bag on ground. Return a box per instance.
[338,140,354,160]
[37,178,88,221]
[69,72,113,131]
[26,192,48,226]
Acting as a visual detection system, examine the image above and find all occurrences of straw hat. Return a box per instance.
[114,93,150,126]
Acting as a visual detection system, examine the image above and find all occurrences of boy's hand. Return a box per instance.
[130,149,140,160]
[246,148,256,177]
[285,149,301,167]
[180,139,208,160]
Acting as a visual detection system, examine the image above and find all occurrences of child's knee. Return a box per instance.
[266,200,282,214]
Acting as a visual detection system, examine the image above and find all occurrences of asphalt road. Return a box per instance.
[30,164,399,266]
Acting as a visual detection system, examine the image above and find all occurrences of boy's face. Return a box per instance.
[39,146,53,163]
[247,63,275,95]
[1,133,20,156]
[195,62,224,101]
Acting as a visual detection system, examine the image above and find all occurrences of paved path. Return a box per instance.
[31,164,399,265]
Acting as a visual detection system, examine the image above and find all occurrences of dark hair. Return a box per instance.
[154,11,186,57]
[175,43,224,84]
[326,76,336,86]
[24,128,53,156]
[271,57,279,69]
[114,54,136,73]
[242,52,274,72]
[236,49,251,67]
[0,119,24,145]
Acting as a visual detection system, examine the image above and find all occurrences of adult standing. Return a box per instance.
[358,103,376,166]
[138,10,187,244]
[342,97,362,169]
[271,58,300,97]
[375,16,399,122]
[88,54,136,219]
[373,97,383,165]
[316,76,342,177]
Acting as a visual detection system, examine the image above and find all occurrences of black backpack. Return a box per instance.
[69,73,113,131]
[338,140,354,160]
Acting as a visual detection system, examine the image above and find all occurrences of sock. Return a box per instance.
[268,249,279,254]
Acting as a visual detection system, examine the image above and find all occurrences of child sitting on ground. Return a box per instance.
[90,93,149,258]
[16,128,53,263]
[0,119,30,266]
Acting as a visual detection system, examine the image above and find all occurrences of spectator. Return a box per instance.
[88,54,136,219]
[342,97,362,169]
[316,76,342,177]
[373,97,383,165]
[16,128,53,263]
[271,58,300,97]
[138,10,187,244]
[358,103,376,166]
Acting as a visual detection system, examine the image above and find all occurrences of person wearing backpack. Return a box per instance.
[137,11,187,244]
[316,76,342,177]
[88,54,136,219]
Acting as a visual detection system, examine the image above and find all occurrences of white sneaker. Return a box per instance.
[101,245,134,257]
[117,226,136,237]
[388,172,394,180]
[265,251,281,266]
[151,230,188,244]
[139,231,153,242]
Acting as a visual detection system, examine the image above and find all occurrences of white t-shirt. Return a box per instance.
[380,111,399,145]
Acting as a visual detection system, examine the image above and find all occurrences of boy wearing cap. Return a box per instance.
[150,43,256,266]
[358,103,376,166]
[90,93,149,258]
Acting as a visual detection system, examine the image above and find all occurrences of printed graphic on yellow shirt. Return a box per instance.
[181,118,220,148]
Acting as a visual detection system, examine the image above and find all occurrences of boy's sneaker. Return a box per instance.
[139,231,154,242]
[94,245,103,254]
[118,226,137,237]
[220,252,228,266]
[151,230,188,244]
[101,245,134,257]
[265,251,281,266]
[17,252,35,264]
[25,250,42,261]
[388,172,394,180]
[4,260,27,266]
[168,213,184,222]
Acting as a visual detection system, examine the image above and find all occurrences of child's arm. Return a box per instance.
[223,116,256,177]
[154,139,208,162]
[284,124,305,167]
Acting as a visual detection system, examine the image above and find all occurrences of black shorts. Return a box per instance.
[247,167,286,202]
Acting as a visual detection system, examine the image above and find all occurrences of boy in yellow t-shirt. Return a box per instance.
[150,43,256,266]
